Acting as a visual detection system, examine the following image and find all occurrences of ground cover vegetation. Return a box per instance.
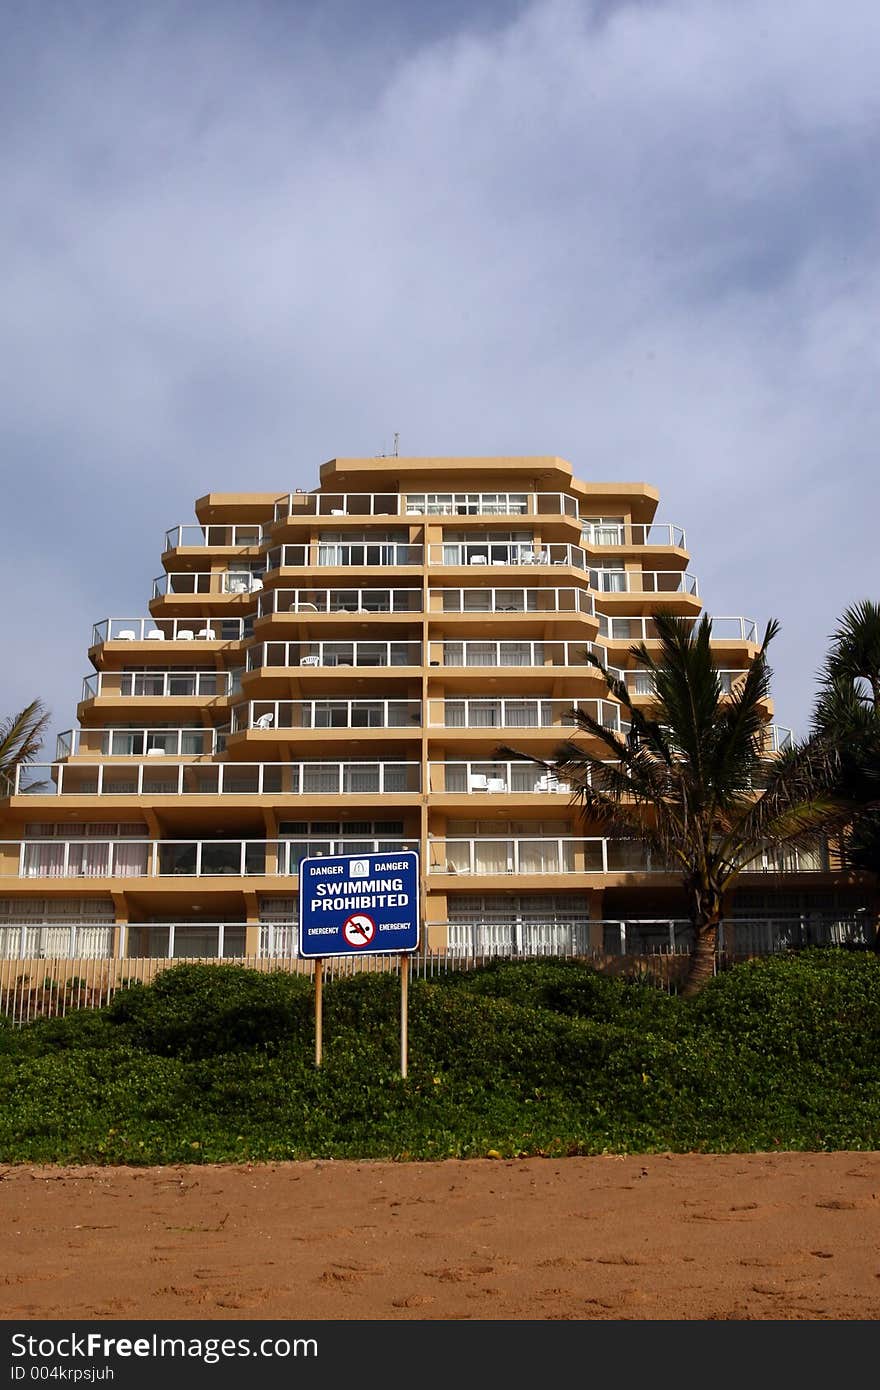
[1,952,878,1164]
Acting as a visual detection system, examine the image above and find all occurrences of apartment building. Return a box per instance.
[0,455,866,961]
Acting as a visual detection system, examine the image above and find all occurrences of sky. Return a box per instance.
[2,0,879,753]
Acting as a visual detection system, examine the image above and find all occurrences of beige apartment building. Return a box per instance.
[0,455,869,962]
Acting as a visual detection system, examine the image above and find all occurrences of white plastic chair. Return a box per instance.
[177,630,195,641]
[196,628,217,640]
[146,629,165,640]
[468,774,490,792]
[117,630,136,641]
[300,654,320,666]
[254,713,274,729]
[487,777,507,793]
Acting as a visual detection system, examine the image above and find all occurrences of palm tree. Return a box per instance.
[812,601,880,886]
[500,614,843,998]
[0,699,51,796]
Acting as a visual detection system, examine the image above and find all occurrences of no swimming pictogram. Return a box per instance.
[342,913,376,948]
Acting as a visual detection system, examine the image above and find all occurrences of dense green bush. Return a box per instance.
[0,951,878,1163]
[105,963,313,1058]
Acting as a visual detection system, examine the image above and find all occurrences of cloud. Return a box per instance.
[1,0,879,742]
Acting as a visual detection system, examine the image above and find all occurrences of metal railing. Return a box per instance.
[431,696,627,732]
[258,587,423,616]
[429,587,594,616]
[92,617,251,644]
[3,834,420,880]
[428,541,588,569]
[55,727,225,759]
[164,525,264,549]
[247,640,422,671]
[81,671,237,701]
[597,613,758,642]
[581,522,686,548]
[152,572,265,597]
[266,542,423,569]
[625,668,752,696]
[428,837,830,876]
[273,492,403,519]
[590,570,698,595]
[231,699,421,732]
[405,492,580,517]
[428,761,574,793]
[5,760,422,798]
[433,639,613,669]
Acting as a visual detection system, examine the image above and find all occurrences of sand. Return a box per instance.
[1,1153,878,1321]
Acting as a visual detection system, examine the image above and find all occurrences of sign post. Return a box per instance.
[299,850,419,1076]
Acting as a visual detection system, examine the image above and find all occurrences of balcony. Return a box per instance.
[231,699,421,732]
[428,541,587,569]
[164,525,265,550]
[273,492,403,519]
[428,587,594,617]
[432,639,616,670]
[92,617,252,645]
[55,727,225,759]
[4,835,420,880]
[428,761,575,794]
[152,572,264,598]
[81,671,237,701]
[265,542,423,570]
[598,614,758,642]
[405,492,580,517]
[581,522,686,548]
[431,697,627,732]
[258,588,423,616]
[428,837,830,876]
[589,570,698,595]
[246,640,422,671]
[624,668,754,696]
[5,760,422,799]
[270,491,583,520]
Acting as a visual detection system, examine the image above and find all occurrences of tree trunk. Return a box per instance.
[680,916,719,999]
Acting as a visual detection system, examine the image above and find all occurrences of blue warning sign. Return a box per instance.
[298,850,420,957]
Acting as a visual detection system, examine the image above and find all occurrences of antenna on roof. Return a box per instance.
[393,432,399,457]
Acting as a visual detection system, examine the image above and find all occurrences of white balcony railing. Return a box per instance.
[270,491,583,520]
[625,668,754,696]
[258,588,423,616]
[764,725,793,752]
[55,727,225,759]
[5,761,421,799]
[428,837,829,876]
[405,492,579,517]
[580,522,686,548]
[152,572,265,597]
[428,542,587,569]
[598,614,758,642]
[266,542,423,569]
[589,570,698,595]
[433,639,612,670]
[432,696,627,731]
[81,671,237,701]
[428,761,574,794]
[4,836,419,880]
[231,699,421,732]
[92,617,252,645]
[1,833,830,881]
[164,525,265,550]
[273,492,403,519]
[247,640,422,671]
[429,587,594,617]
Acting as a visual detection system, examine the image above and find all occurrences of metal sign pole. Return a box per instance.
[315,957,323,1067]
[400,953,409,1079]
